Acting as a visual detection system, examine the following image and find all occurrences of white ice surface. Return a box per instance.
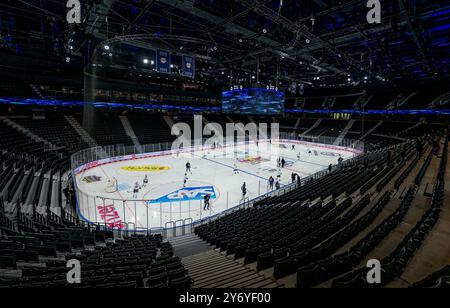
[75,140,359,230]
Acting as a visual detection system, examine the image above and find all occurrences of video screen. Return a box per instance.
[222,88,285,115]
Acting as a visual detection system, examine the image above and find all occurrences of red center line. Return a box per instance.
[98,164,143,228]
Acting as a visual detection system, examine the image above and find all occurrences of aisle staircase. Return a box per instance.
[29,84,45,99]
[429,92,450,108]
[397,121,425,137]
[334,120,355,145]
[359,121,383,141]
[119,115,142,151]
[353,96,373,109]
[322,97,336,109]
[171,234,213,259]
[386,93,415,109]
[301,118,323,137]
[163,115,175,129]
[65,116,98,148]
[294,118,301,130]
[182,250,283,288]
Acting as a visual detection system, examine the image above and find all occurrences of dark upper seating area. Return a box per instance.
[128,113,175,145]
[83,113,133,147]
[14,115,88,154]
[0,80,36,98]
[0,119,71,229]
[333,95,359,109]
[297,118,320,131]
[371,121,415,136]
[306,120,349,137]
[401,91,437,109]
[303,97,324,109]
[0,120,69,176]
[344,120,379,140]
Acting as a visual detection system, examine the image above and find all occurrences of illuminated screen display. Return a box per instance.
[222,88,285,115]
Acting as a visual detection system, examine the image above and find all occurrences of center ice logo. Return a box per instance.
[149,186,217,204]
[238,156,270,165]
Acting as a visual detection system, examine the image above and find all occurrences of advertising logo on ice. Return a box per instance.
[149,186,217,204]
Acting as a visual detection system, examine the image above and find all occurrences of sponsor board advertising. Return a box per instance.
[121,165,171,172]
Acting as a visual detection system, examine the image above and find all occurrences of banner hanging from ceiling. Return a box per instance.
[182,56,195,78]
[156,49,171,73]
[299,83,305,96]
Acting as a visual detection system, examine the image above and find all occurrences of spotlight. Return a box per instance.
[104,45,110,50]
[150,60,155,65]
[170,64,174,68]
[262,28,267,34]
[143,58,149,64]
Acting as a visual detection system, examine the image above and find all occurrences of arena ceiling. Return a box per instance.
[0,0,449,87]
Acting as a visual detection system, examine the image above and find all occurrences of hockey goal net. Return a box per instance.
[104,177,118,193]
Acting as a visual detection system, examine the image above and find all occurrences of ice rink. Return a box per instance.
[74,140,361,230]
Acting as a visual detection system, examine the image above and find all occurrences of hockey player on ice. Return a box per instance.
[133,182,140,199]
[281,157,286,168]
[277,168,282,182]
[203,194,211,211]
[183,173,189,188]
[241,182,247,200]
[143,175,149,188]
[186,162,191,173]
[268,176,275,190]
[233,163,239,175]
